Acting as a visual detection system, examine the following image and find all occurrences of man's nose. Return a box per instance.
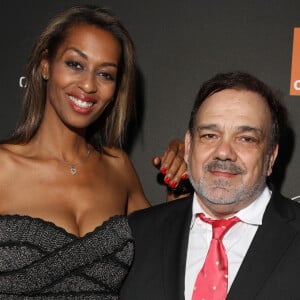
[212,139,237,161]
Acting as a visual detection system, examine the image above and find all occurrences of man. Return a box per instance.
[120,72,300,300]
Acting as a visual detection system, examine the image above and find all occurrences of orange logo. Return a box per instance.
[290,28,300,96]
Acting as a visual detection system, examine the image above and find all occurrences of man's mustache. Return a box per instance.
[205,160,246,175]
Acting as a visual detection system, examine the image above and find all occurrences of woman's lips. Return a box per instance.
[68,95,95,114]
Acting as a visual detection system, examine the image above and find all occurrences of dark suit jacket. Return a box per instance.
[120,190,300,300]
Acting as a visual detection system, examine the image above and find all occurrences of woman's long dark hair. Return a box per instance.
[5,5,136,150]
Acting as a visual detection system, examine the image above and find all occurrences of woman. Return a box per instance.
[0,5,189,298]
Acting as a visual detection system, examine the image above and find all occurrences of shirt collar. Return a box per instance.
[190,186,271,229]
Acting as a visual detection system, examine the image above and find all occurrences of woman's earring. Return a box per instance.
[42,74,48,80]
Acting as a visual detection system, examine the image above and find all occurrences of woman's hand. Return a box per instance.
[152,139,193,201]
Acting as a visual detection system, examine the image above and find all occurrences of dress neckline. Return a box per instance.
[0,213,127,239]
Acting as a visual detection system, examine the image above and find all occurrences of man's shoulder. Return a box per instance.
[270,190,300,230]
[285,198,300,226]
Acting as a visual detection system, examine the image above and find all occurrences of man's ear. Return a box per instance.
[267,144,279,176]
[184,130,192,164]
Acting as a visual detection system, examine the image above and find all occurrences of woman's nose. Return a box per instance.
[78,72,97,93]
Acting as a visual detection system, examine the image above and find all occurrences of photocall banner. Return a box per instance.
[290,27,300,96]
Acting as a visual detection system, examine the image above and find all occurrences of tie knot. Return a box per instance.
[198,213,240,240]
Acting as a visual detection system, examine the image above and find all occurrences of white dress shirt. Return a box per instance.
[184,186,272,300]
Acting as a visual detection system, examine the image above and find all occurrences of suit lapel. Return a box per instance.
[162,197,193,300]
[227,191,297,299]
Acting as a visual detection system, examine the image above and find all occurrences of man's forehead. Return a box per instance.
[194,89,272,133]
[197,89,269,116]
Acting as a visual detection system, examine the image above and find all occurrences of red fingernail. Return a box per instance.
[181,173,188,180]
[161,167,167,174]
[170,181,177,189]
[164,176,171,184]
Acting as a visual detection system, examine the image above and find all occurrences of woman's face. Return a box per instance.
[40,23,121,129]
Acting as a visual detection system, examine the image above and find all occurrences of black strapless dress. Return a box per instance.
[0,215,133,299]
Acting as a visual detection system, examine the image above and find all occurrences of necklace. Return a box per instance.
[41,144,92,176]
[63,145,91,175]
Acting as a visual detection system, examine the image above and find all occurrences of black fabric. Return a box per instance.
[0,215,133,299]
[121,191,300,300]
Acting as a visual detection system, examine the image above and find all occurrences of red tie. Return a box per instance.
[192,213,240,300]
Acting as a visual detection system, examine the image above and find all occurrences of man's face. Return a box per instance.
[185,88,278,217]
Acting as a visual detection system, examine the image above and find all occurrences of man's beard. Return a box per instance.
[187,158,268,206]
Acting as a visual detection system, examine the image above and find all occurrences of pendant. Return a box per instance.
[70,166,77,175]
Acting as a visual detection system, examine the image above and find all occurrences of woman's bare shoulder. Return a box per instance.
[102,146,131,166]
[101,146,139,186]
[0,143,31,160]
[0,143,17,160]
[0,144,25,175]
[102,147,150,213]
